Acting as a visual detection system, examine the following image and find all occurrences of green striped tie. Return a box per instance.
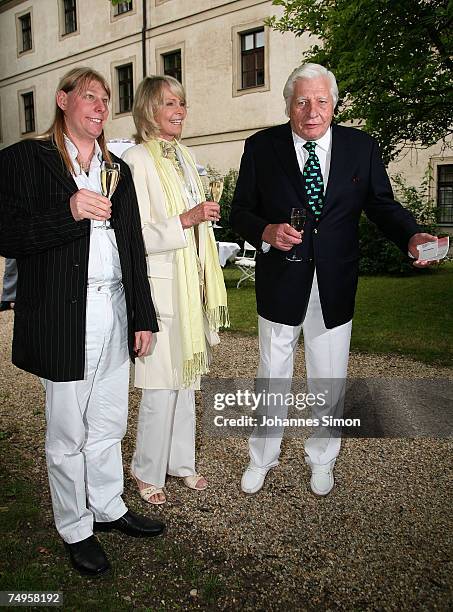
[303,141,324,217]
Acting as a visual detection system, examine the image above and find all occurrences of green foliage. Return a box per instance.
[359,173,438,275]
[206,167,241,243]
[267,0,453,163]
[224,263,453,366]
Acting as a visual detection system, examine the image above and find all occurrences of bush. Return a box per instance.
[358,173,438,275]
[205,167,241,243]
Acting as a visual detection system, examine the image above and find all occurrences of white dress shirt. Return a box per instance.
[65,136,122,285]
[262,128,332,253]
[292,127,332,191]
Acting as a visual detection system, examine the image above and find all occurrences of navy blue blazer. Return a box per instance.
[0,138,157,381]
[230,122,419,327]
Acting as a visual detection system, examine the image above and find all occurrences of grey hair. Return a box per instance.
[283,63,338,115]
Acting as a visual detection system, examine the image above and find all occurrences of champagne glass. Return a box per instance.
[286,207,307,262]
[209,178,224,228]
[100,161,120,229]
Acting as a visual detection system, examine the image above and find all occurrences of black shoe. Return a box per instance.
[94,510,165,538]
[0,301,13,312]
[64,535,110,577]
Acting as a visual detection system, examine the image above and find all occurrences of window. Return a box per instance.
[116,64,134,114]
[22,92,35,134]
[232,23,269,97]
[240,29,264,89]
[162,50,182,83]
[114,1,133,15]
[437,164,453,224]
[19,13,32,53]
[62,0,77,35]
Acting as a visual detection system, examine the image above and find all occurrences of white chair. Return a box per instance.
[234,241,256,288]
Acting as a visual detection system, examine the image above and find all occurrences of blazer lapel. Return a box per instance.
[38,140,79,194]
[270,122,307,208]
[322,124,352,216]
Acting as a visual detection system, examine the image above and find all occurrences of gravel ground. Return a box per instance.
[1,260,452,610]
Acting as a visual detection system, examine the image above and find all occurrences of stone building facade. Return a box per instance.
[0,0,451,231]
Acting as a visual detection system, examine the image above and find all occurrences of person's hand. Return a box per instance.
[70,188,111,222]
[134,331,152,357]
[180,201,220,229]
[408,233,438,268]
[262,223,303,251]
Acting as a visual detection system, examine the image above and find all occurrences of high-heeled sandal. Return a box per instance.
[183,474,208,491]
[131,469,166,505]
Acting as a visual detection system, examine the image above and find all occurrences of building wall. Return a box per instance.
[0,0,451,232]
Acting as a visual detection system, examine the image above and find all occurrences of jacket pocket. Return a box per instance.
[147,261,174,319]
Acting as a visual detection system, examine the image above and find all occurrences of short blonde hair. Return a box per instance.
[132,75,186,143]
[39,67,112,174]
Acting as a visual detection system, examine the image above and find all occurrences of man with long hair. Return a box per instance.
[0,67,164,576]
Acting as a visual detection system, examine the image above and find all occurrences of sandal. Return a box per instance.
[131,469,166,505]
[183,474,208,491]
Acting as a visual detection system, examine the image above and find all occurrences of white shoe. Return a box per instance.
[241,464,272,494]
[306,458,336,496]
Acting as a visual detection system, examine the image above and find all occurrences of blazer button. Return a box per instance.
[71,298,77,304]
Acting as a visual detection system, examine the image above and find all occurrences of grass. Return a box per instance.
[0,432,231,610]
[223,262,453,366]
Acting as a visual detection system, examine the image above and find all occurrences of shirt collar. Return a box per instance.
[64,135,103,173]
[292,127,331,153]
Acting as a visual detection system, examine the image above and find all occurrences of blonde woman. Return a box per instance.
[123,76,228,505]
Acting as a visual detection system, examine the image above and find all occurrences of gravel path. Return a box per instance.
[1,260,452,609]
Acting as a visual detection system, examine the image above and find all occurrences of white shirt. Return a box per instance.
[65,136,122,285]
[262,128,332,252]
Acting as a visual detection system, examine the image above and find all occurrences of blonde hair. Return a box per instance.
[132,75,186,143]
[38,67,112,174]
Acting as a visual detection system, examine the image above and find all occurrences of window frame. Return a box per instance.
[156,42,185,88]
[435,161,453,225]
[114,1,133,16]
[111,0,136,22]
[18,87,37,136]
[162,50,182,83]
[232,22,270,97]
[111,59,136,117]
[58,0,79,40]
[15,9,34,56]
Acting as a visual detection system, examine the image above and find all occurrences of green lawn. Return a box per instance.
[223,263,453,366]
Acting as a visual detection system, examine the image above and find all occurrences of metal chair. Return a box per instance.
[234,242,256,288]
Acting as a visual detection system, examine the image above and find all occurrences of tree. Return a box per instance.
[267,0,453,163]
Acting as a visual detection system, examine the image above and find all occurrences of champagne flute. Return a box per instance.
[209,178,224,228]
[100,161,120,229]
[286,207,307,262]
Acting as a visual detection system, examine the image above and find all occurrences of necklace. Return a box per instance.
[77,151,94,174]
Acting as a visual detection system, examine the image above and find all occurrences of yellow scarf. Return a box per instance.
[145,139,229,386]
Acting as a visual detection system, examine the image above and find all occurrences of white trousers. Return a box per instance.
[249,272,352,468]
[131,388,196,488]
[43,283,129,544]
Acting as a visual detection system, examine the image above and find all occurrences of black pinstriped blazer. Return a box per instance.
[0,138,158,382]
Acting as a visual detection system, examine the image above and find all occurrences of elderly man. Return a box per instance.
[230,63,435,496]
[0,67,164,576]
